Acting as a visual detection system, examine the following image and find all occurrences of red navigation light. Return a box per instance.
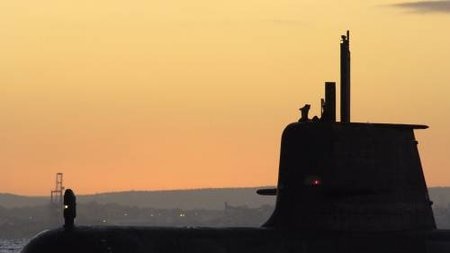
[312,179,321,186]
[304,176,322,186]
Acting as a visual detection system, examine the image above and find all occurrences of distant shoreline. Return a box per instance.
[2,186,450,210]
[0,187,276,210]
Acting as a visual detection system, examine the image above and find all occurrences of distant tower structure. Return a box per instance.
[50,173,64,208]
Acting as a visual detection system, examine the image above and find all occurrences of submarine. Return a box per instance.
[22,31,450,253]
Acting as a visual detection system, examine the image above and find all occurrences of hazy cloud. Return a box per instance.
[393,0,450,13]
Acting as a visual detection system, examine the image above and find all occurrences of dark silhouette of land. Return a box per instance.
[0,195,274,238]
[3,187,450,239]
[0,187,275,209]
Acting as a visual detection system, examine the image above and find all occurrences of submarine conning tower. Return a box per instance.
[261,31,436,232]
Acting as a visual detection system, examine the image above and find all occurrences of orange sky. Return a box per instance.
[1,0,450,195]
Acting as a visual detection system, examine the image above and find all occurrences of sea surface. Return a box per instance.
[0,239,27,253]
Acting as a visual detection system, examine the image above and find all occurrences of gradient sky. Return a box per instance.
[1,0,450,195]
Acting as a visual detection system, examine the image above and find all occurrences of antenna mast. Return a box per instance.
[340,30,351,123]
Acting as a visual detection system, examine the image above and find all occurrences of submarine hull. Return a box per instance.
[22,226,450,253]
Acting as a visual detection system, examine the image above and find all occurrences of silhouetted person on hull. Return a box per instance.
[64,189,76,230]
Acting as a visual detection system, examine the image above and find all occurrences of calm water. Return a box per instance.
[0,239,27,253]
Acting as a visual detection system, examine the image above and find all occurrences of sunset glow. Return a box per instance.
[1,0,450,195]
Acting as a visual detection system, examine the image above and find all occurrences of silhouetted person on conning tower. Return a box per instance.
[63,189,76,230]
[299,104,311,122]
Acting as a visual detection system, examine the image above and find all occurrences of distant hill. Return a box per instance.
[0,193,47,208]
[2,187,450,210]
[0,187,276,210]
[80,188,276,210]
[428,187,450,207]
